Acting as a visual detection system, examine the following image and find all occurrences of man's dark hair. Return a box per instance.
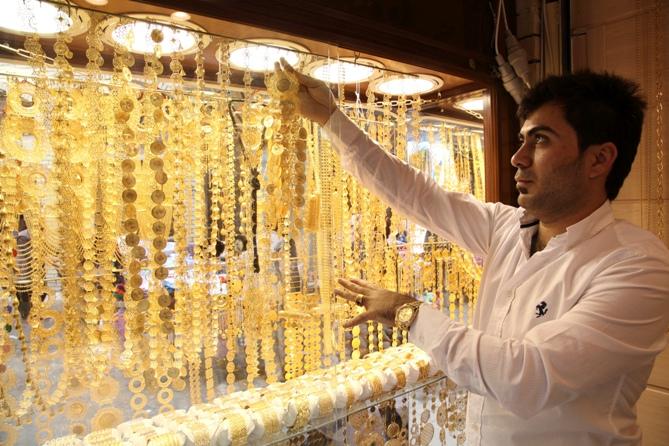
[517,71,646,200]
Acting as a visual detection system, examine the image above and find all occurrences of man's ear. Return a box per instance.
[588,142,617,179]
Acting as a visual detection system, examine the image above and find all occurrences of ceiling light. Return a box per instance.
[0,0,90,37]
[85,0,109,5]
[457,98,484,111]
[227,39,308,72]
[100,14,209,56]
[370,74,443,96]
[170,11,191,21]
[308,57,383,84]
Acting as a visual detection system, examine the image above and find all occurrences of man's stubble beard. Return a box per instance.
[518,156,588,220]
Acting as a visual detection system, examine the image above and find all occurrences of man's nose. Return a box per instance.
[511,142,531,168]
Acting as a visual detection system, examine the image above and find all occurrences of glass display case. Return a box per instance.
[0,1,487,444]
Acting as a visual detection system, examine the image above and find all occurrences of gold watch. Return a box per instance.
[394,301,422,331]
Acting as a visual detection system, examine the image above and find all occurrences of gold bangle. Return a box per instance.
[366,373,383,396]
[393,367,407,389]
[417,359,430,380]
[147,433,180,446]
[259,408,280,436]
[317,390,334,417]
[344,384,356,407]
[226,413,248,446]
[291,396,311,431]
[184,421,209,446]
[85,428,119,442]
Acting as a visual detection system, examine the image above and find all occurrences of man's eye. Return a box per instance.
[535,135,547,143]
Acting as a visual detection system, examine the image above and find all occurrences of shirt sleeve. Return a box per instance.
[323,109,507,257]
[409,252,669,419]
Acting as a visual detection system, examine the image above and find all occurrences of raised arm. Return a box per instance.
[277,59,508,257]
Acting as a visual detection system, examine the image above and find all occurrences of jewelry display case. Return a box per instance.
[0,1,490,444]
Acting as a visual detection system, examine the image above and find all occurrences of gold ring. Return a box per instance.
[355,293,365,306]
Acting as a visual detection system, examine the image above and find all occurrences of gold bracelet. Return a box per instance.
[392,367,407,389]
[290,396,311,431]
[185,421,210,446]
[344,384,356,407]
[366,373,383,396]
[147,433,181,446]
[226,413,248,446]
[317,390,334,417]
[259,408,280,436]
[417,359,430,380]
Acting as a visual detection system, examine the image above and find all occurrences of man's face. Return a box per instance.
[512,103,590,219]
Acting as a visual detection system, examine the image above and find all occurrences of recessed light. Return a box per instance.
[369,74,443,96]
[0,0,90,37]
[99,14,209,56]
[227,39,308,72]
[307,57,383,84]
[457,98,484,111]
[85,0,109,5]
[170,11,191,21]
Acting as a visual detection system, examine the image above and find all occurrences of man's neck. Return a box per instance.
[533,198,608,254]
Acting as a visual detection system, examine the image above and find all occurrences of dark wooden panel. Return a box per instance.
[136,0,499,83]
[485,85,520,205]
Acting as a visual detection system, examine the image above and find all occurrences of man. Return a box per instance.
[277,59,669,445]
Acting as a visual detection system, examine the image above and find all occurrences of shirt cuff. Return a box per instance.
[409,304,450,351]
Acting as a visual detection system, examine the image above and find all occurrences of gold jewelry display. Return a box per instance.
[290,396,312,432]
[0,6,482,445]
[226,412,249,446]
[654,0,665,241]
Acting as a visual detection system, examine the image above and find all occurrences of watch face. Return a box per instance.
[398,306,413,322]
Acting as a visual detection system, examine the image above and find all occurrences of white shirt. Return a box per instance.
[324,109,669,446]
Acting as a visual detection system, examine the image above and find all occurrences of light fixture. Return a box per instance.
[170,11,191,21]
[369,74,443,96]
[307,57,384,84]
[453,91,487,120]
[226,39,308,72]
[0,0,90,37]
[99,14,209,56]
[457,98,484,111]
[85,0,109,5]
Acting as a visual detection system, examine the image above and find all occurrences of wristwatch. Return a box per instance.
[394,300,422,331]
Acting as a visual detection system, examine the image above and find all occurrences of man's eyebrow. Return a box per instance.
[518,125,560,140]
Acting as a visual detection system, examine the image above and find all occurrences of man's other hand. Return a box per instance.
[335,278,416,328]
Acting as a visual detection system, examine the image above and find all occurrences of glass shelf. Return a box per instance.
[265,374,447,445]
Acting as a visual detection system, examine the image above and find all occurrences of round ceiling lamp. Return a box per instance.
[307,57,384,84]
[457,97,485,111]
[369,74,443,96]
[0,0,89,37]
[100,14,209,56]
[170,11,191,21]
[226,39,308,72]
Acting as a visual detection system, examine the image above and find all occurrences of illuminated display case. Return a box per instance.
[0,1,492,444]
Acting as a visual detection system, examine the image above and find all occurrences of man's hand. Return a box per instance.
[335,278,416,328]
[275,58,338,126]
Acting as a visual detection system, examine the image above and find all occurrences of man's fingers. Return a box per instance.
[334,288,368,309]
[334,288,356,303]
[279,57,322,88]
[337,278,368,295]
[343,312,372,328]
[349,278,375,290]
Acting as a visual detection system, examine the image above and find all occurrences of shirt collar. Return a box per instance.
[563,200,615,249]
[517,201,615,250]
